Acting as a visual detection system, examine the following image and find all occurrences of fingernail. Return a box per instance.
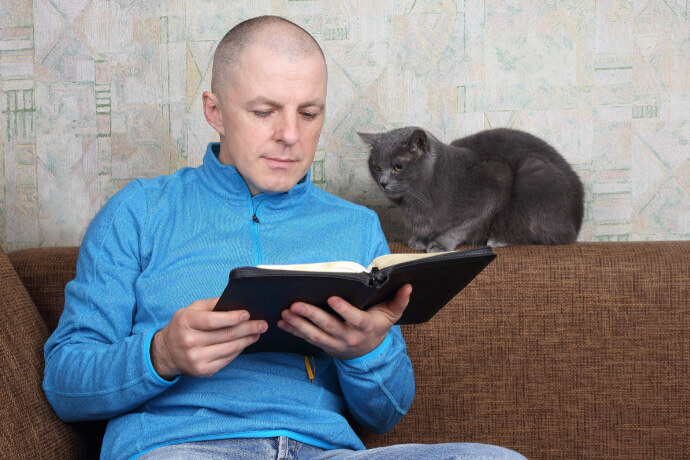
[329,297,341,308]
[240,312,249,321]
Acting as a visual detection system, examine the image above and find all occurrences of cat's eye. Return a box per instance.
[393,164,405,172]
[373,165,382,172]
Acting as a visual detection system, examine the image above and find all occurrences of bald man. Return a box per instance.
[43,16,525,460]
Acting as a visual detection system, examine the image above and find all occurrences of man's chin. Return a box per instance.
[250,178,301,196]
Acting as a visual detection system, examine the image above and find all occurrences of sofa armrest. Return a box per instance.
[1,245,100,459]
[6,246,105,459]
[357,242,689,459]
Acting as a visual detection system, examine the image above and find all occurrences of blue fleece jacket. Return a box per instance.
[43,143,415,459]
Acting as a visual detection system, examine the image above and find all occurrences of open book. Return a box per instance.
[215,246,496,355]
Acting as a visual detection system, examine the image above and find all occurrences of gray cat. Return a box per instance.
[359,127,584,251]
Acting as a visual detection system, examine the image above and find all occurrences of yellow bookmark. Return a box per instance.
[304,356,315,383]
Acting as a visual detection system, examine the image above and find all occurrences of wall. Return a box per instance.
[0,0,688,251]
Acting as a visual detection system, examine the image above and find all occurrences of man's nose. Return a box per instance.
[276,113,300,146]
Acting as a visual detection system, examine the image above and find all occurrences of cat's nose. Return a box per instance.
[378,178,388,189]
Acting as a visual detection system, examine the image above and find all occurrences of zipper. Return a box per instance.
[248,196,268,266]
[245,189,316,381]
[250,216,260,266]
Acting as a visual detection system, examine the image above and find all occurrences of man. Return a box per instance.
[44,16,524,460]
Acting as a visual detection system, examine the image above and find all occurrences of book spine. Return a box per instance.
[367,267,389,288]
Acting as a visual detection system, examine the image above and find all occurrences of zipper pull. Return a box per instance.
[252,213,260,223]
[304,356,315,383]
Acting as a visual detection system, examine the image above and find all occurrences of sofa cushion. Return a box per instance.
[0,245,87,458]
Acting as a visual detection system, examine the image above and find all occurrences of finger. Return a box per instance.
[187,297,221,311]
[325,296,367,329]
[206,351,247,376]
[183,308,251,332]
[287,302,346,337]
[189,320,268,347]
[278,309,342,349]
[204,333,262,362]
[370,284,413,322]
[277,317,341,352]
[188,334,262,377]
[276,318,304,341]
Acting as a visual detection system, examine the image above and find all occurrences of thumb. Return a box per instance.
[375,284,412,323]
[188,297,221,311]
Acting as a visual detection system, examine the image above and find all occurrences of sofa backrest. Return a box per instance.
[5,242,690,459]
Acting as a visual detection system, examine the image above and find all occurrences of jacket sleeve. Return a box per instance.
[333,213,415,433]
[43,180,177,422]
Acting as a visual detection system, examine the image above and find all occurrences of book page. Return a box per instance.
[257,250,458,273]
[368,251,454,270]
[256,260,367,273]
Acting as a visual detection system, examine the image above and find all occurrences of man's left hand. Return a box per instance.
[277,284,412,360]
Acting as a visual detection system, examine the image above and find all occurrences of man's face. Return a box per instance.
[213,44,327,195]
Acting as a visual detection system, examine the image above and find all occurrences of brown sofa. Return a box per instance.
[1,242,688,459]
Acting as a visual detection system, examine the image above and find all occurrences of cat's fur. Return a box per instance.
[359,127,585,252]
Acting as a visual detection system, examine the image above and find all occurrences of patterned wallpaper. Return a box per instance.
[1,0,688,251]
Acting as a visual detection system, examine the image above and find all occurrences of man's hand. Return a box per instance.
[150,297,268,380]
[277,284,412,360]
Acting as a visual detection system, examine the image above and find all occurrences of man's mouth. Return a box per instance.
[264,157,297,169]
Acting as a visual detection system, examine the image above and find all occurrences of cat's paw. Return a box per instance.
[407,236,427,250]
[487,238,510,248]
[425,241,449,253]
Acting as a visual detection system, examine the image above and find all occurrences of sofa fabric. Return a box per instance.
[4,242,690,459]
[7,246,80,332]
[363,242,689,459]
[0,245,86,459]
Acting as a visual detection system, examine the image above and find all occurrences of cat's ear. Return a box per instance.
[357,132,378,146]
[408,129,429,156]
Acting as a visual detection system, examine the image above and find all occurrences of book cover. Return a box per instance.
[215,246,496,355]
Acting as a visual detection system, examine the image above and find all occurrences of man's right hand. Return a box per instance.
[150,297,268,380]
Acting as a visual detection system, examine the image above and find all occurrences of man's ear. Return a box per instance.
[203,91,224,136]
[408,129,429,157]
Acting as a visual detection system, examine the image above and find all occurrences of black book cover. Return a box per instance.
[215,246,496,355]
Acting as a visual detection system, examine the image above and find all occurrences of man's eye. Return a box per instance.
[301,112,317,120]
[253,111,271,118]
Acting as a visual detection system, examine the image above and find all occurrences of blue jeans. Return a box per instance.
[138,436,527,459]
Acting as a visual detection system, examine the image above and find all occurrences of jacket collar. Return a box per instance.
[199,143,312,207]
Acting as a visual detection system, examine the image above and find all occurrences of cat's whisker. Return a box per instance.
[404,189,432,207]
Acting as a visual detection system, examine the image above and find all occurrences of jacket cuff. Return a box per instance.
[339,329,394,366]
[144,329,180,386]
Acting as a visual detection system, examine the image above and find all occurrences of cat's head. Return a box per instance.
[358,127,435,200]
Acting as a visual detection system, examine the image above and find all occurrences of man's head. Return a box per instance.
[203,16,327,196]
